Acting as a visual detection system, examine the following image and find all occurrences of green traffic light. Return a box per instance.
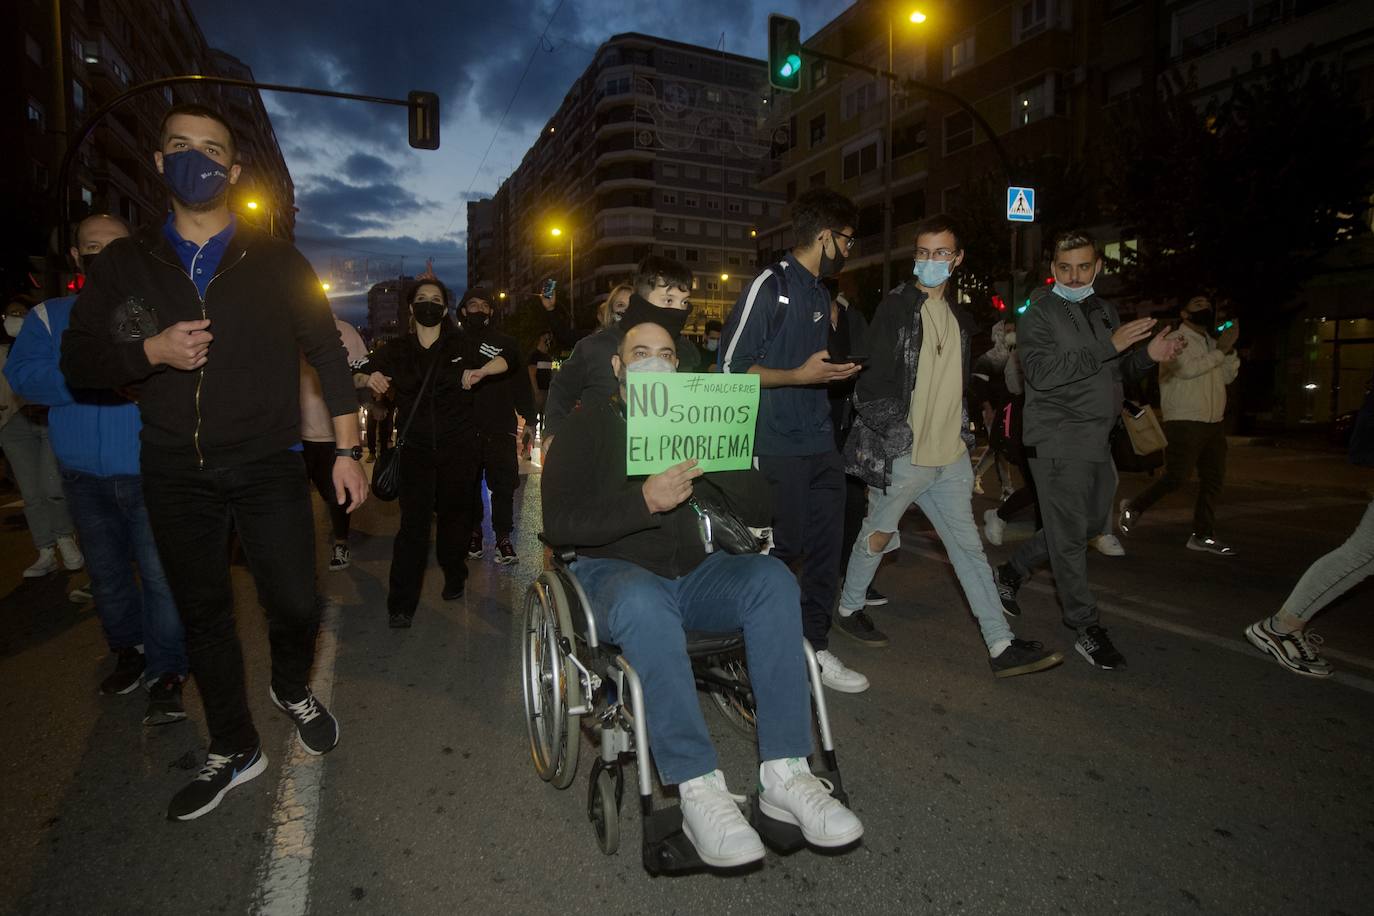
[779,53,802,78]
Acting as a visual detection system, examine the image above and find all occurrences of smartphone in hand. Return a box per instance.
[824,354,869,365]
[541,278,558,299]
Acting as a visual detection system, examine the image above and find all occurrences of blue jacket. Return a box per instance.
[719,255,834,456]
[3,296,143,477]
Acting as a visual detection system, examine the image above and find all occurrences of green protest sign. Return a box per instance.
[624,372,760,476]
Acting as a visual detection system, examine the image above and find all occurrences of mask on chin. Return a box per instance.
[412,301,447,327]
[620,294,688,338]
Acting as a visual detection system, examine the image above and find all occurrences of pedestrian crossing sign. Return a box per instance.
[1007,187,1035,222]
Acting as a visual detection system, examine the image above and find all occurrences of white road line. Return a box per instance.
[251,599,341,916]
[898,541,1374,696]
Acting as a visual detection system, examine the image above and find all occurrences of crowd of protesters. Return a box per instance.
[3,99,1371,850]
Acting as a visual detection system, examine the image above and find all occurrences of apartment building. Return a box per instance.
[478,32,786,331]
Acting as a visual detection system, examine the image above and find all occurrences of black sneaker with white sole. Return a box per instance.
[1187,535,1235,556]
[270,686,339,755]
[100,647,146,696]
[495,537,518,565]
[144,674,187,726]
[167,746,267,821]
[989,640,1063,678]
[329,543,350,571]
[835,609,889,647]
[467,532,484,560]
[1076,625,1126,669]
[994,564,1023,618]
[864,586,888,607]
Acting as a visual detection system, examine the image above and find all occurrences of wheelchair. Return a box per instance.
[521,539,852,875]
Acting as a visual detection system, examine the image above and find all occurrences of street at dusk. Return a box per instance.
[5,0,1374,913]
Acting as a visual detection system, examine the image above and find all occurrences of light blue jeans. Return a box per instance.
[1280,498,1374,624]
[0,412,75,549]
[839,451,1014,652]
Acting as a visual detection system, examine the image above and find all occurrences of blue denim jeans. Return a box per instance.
[0,412,75,549]
[839,451,1013,652]
[61,470,187,679]
[573,551,814,785]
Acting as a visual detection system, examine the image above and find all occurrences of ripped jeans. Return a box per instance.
[838,451,1014,652]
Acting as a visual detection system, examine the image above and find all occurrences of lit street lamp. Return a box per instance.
[549,226,574,314]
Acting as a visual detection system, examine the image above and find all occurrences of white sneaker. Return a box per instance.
[678,769,765,868]
[1091,534,1126,557]
[758,757,864,847]
[815,649,870,693]
[983,508,1006,546]
[56,536,84,570]
[23,547,58,578]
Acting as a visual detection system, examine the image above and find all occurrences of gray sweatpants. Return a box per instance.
[1009,456,1117,631]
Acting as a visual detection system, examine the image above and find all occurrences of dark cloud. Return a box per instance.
[295,176,435,236]
[341,153,398,182]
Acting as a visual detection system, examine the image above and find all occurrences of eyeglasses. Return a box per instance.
[915,248,958,261]
[830,230,856,253]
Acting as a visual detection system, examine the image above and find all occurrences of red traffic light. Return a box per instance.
[991,295,1006,311]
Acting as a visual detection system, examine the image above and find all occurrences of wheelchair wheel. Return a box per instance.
[521,572,583,789]
[705,654,758,738]
[589,768,620,855]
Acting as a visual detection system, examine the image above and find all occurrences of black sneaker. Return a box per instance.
[329,543,350,571]
[144,674,187,726]
[994,564,1023,618]
[495,537,518,566]
[442,579,465,600]
[270,686,339,755]
[388,613,413,629]
[1117,499,1136,536]
[467,532,483,560]
[1076,625,1126,670]
[864,586,888,607]
[989,639,1063,679]
[167,746,268,821]
[835,609,889,647]
[100,647,146,696]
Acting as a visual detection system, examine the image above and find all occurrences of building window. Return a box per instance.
[809,170,827,188]
[663,247,678,260]
[32,161,49,190]
[727,253,741,266]
[892,122,927,157]
[1104,63,1142,104]
[684,195,699,208]
[946,31,975,79]
[603,76,631,96]
[842,82,880,121]
[841,142,879,181]
[685,220,701,234]
[727,200,742,214]
[72,80,87,116]
[726,171,742,186]
[705,89,721,104]
[27,35,44,65]
[685,165,701,179]
[662,163,678,178]
[70,33,83,63]
[1171,0,1283,59]
[705,222,720,237]
[1014,76,1048,126]
[111,57,130,84]
[26,98,45,130]
[727,225,742,239]
[685,249,700,263]
[811,60,829,89]
[660,218,678,233]
[943,110,974,155]
[809,114,827,147]
[1016,0,1051,43]
[705,197,720,210]
[164,86,175,105]
[662,192,678,205]
[748,200,763,216]
[81,186,94,206]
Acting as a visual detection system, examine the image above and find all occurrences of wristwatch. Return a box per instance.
[335,445,363,460]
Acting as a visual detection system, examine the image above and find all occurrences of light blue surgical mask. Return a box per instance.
[913,259,952,288]
[628,355,675,374]
[1053,281,1095,303]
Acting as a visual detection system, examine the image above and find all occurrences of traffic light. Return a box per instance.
[768,14,803,92]
[408,90,441,150]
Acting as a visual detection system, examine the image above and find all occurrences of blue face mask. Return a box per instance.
[913,259,952,288]
[161,149,230,205]
[1053,281,1095,303]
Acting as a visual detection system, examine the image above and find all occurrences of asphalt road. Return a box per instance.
[1,448,1371,916]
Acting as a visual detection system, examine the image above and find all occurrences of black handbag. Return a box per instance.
[371,355,439,502]
[689,479,766,555]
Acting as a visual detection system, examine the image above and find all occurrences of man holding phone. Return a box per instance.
[836,215,1062,677]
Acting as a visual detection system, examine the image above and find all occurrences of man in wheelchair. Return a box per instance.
[541,320,864,868]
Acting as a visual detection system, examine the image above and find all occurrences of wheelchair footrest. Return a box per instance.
[641,806,708,876]
[748,767,850,856]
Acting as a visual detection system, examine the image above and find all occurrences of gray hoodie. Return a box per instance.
[1018,290,1155,460]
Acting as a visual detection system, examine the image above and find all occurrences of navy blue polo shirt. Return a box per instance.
[163,214,237,299]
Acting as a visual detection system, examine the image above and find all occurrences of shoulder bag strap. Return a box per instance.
[394,351,441,447]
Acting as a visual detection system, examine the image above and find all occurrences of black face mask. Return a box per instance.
[78,251,101,275]
[1186,308,1216,334]
[818,234,847,278]
[460,312,489,332]
[621,293,688,338]
[412,301,447,328]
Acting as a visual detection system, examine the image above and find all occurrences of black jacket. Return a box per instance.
[542,397,773,579]
[354,324,484,448]
[828,302,870,451]
[60,223,353,469]
[460,325,535,435]
[845,282,977,490]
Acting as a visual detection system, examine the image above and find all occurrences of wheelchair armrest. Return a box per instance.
[537,532,578,565]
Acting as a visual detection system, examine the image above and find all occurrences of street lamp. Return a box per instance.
[320,282,331,292]
[883,9,929,295]
[245,200,259,210]
[549,226,574,313]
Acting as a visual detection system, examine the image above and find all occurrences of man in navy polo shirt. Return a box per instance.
[719,189,868,693]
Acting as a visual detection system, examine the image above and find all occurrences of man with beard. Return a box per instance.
[61,103,368,821]
[719,189,868,694]
[455,287,534,565]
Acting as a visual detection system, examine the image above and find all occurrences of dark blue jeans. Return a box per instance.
[61,470,187,680]
[573,551,814,785]
[142,451,319,754]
